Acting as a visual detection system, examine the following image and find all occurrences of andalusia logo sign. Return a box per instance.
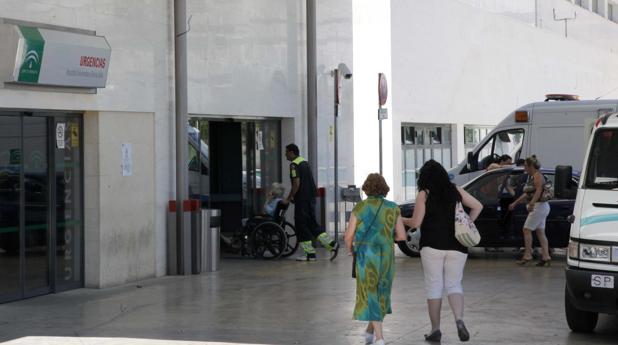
[18,26,45,83]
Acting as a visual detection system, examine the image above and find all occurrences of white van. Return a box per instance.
[449,95,618,185]
[563,112,618,333]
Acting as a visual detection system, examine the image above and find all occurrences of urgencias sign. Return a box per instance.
[0,23,111,88]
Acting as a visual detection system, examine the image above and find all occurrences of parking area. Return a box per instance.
[0,249,617,345]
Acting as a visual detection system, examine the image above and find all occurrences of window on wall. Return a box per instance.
[401,124,452,200]
[464,125,493,151]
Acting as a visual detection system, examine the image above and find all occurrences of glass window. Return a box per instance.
[432,148,442,163]
[430,127,442,144]
[415,128,424,145]
[493,129,525,159]
[585,129,618,190]
[466,171,510,204]
[443,148,451,169]
[443,127,451,145]
[477,135,495,166]
[402,126,414,145]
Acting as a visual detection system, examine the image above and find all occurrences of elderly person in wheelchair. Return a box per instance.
[239,183,299,259]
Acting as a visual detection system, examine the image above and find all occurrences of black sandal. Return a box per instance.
[517,257,533,266]
[456,319,470,342]
[424,329,441,342]
[536,259,551,267]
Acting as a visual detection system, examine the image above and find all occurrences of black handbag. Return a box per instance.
[352,199,384,278]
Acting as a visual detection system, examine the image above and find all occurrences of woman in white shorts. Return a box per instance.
[509,155,552,267]
[403,160,483,342]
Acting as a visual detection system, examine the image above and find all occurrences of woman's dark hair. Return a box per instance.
[362,173,390,197]
[417,160,458,204]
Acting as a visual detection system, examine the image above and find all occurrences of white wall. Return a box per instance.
[187,0,306,120]
[352,0,393,194]
[315,0,354,236]
[390,0,618,201]
[186,0,356,238]
[85,111,155,288]
[0,1,174,285]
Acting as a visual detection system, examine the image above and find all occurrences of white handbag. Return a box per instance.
[454,201,481,247]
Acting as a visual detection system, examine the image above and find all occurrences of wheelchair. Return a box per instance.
[239,202,298,259]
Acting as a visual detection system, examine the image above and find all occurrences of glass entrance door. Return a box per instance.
[187,117,281,235]
[23,116,50,297]
[0,112,83,303]
[0,115,23,302]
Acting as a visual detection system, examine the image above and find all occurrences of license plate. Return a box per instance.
[591,275,615,289]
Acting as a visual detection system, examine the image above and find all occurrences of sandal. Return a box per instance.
[456,320,470,342]
[516,258,533,266]
[424,329,441,342]
[536,259,551,267]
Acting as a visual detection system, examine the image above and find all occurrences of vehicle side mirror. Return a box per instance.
[555,165,576,199]
[467,151,479,171]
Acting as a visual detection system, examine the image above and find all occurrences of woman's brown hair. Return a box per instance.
[525,155,541,169]
[362,173,390,197]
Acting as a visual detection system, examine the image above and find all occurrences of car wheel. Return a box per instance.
[397,228,420,257]
[565,285,598,333]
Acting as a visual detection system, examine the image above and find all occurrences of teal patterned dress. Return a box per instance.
[352,196,400,321]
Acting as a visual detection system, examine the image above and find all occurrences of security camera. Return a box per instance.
[338,63,352,79]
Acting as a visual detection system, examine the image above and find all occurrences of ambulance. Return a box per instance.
[450,95,618,185]
[563,112,618,332]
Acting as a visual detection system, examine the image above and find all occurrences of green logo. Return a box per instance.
[18,26,45,83]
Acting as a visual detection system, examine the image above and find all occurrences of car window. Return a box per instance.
[465,171,510,204]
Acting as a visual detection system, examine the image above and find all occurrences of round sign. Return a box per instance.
[378,73,388,106]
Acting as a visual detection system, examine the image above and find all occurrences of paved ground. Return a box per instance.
[0,249,617,345]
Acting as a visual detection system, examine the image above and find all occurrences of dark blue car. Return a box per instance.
[397,167,579,257]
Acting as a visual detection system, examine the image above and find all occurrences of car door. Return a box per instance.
[464,170,512,246]
[544,173,578,248]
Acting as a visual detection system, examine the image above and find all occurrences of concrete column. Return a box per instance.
[598,0,605,16]
[452,123,466,167]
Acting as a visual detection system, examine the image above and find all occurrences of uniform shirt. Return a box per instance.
[289,156,316,201]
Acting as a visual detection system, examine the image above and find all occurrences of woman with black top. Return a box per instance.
[403,160,482,343]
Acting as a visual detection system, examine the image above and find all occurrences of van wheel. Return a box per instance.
[397,228,420,257]
[565,286,598,333]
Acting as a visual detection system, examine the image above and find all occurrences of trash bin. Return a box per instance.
[202,209,221,272]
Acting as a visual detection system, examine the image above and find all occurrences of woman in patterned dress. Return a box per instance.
[345,173,406,345]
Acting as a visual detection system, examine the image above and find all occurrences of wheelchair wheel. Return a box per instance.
[281,221,299,258]
[251,222,286,260]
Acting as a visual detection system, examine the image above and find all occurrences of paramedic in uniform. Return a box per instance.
[283,143,339,261]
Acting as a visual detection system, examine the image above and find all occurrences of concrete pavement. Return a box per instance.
[0,249,616,345]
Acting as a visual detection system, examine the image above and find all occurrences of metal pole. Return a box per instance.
[307,0,318,180]
[379,116,383,175]
[334,69,340,240]
[174,0,190,275]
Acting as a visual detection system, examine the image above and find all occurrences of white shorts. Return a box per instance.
[420,247,468,299]
[523,202,550,230]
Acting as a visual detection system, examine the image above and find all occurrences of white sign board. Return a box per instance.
[0,24,111,88]
[121,143,133,177]
[56,123,66,149]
